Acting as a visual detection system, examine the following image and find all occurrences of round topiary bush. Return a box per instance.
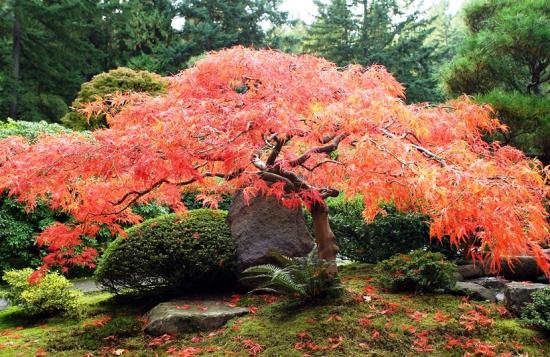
[61,67,167,130]
[94,209,237,295]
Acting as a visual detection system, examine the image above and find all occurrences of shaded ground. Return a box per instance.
[0,264,548,356]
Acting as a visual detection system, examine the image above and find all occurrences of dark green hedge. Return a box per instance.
[94,209,237,295]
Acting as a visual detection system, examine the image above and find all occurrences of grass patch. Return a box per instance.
[0,264,548,356]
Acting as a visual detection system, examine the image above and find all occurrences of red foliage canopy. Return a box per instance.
[0,47,548,280]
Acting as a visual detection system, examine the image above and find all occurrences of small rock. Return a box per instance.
[457,264,485,279]
[455,282,497,302]
[495,292,504,303]
[468,277,509,290]
[144,299,248,336]
[504,282,547,314]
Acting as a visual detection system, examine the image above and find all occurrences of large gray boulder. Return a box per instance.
[144,299,248,336]
[227,191,314,272]
[504,282,547,314]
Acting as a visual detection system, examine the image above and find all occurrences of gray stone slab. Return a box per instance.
[145,299,248,336]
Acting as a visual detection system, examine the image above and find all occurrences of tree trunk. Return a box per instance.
[9,9,21,119]
[310,202,338,275]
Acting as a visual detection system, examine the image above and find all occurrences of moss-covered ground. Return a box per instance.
[0,263,548,356]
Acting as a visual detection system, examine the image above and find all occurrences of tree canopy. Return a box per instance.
[0,47,548,281]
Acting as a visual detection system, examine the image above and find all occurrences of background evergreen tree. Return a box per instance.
[305,0,456,103]
[442,0,549,162]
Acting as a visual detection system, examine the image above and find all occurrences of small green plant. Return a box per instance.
[377,250,458,292]
[520,287,550,332]
[242,247,343,302]
[1,268,84,316]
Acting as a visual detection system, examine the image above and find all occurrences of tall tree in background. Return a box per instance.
[442,0,549,162]
[157,0,287,73]
[305,0,452,103]
[0,0,288,123]
[0,0,102,122]
[93,0,177,73]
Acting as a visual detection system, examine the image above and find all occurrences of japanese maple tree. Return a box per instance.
[0,47,548,280]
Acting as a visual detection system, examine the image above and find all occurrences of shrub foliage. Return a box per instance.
[327,198,431,263]
[61,67,167,130]
[521,287,550,332]
[1,268,83,316]
[377,250,458,292]
[94,209,237,295]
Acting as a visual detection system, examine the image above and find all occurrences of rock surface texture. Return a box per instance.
[455,282,497,302]
[504,282,547,314]
[457,264,485,280]
[144,299,248,336]
[227,191,314,272]
[499,256,542,281]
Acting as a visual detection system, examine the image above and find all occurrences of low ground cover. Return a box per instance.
[0,263,548,356]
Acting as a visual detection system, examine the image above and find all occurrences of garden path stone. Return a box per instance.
[455,281,497,302]
[144,299,248,336]
[0,298,8,311]
[467,277,509,290]
[504,281,547,314]
[70,279,104,293]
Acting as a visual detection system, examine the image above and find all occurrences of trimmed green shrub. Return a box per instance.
[95,209,237,295]
[242,248,343,302]
[61,67,167,130]
[322,197,432,263]
[521,287,550,332]
[377,250,458,292]
[1,268,83,316]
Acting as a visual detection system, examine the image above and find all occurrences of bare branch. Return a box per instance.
[289,134,347,167]
[300,160,343,172]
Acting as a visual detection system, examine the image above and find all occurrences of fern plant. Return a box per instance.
[242,247,343,302]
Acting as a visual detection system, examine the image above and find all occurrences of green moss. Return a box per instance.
[0,264,548,356]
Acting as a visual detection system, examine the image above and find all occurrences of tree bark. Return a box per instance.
[9,9,21,119]
[310,201,338,275]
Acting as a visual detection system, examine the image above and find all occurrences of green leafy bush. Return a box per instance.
[322,197,436,263]
[95,209,237,295]
[1,268,83,316]
[0,118,70,142]
[521,287,550,332]
[61,67,167,130]
[242,248,343,302]
[0,193,71,274]
[377,250,458,292]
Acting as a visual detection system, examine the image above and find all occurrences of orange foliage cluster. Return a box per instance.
[0,46,548,279]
